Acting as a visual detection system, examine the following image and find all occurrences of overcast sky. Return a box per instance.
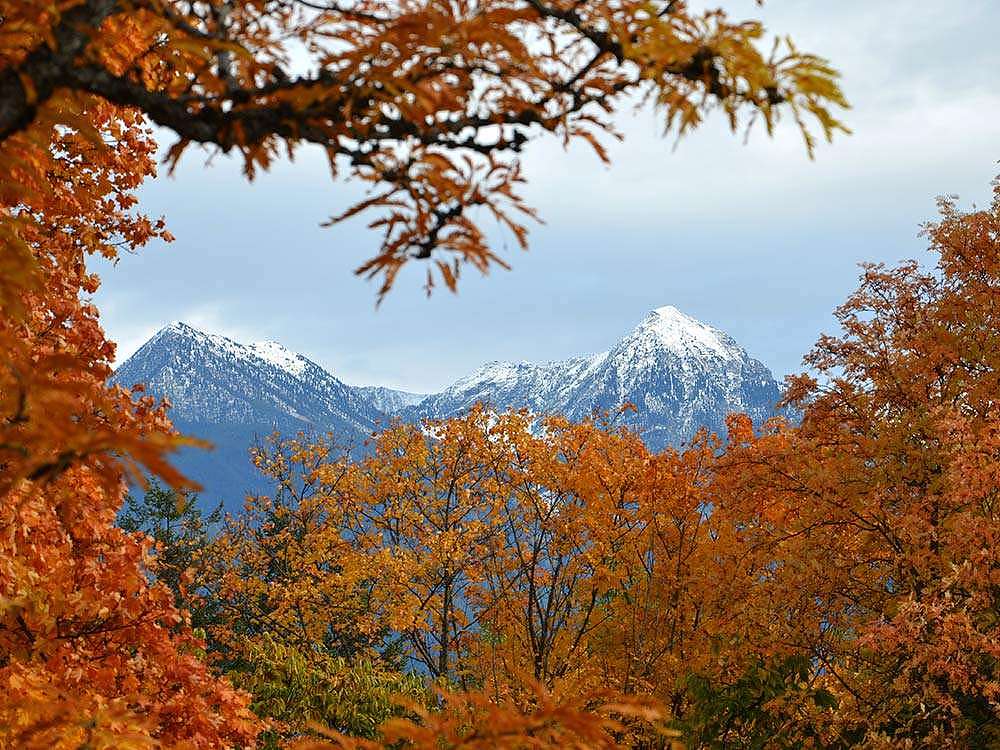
[92,0,1000,394]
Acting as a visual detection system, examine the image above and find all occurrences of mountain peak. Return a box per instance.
[161,320,200,336]
[114,308,785,506]
[633,305,734,359]
[155,321,222,345]
[411,304,782,450]
[112,322,388,510]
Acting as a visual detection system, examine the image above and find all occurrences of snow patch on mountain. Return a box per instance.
[356,385,428,414]
[249,340,308,377]
[112,321,381,433]
[640,305,736,359]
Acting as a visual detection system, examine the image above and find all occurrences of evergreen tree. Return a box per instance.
[119,481,222,631]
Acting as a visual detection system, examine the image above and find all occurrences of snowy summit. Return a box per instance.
[409,305,783,448]
[636,305,737,359]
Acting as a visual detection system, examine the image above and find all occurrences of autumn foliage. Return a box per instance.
[182,185,1000,747]
[0,94,261,749]
[710,190,1000,745]
[293,684,670,750]
[0,2,844,746]
[2,0,998,747]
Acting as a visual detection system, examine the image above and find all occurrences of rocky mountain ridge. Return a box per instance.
[112,308,785,507]
[406,306,782,448]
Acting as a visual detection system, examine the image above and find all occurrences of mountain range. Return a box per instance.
[111,307,786,510]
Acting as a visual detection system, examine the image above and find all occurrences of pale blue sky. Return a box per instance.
[93,0,1000,393]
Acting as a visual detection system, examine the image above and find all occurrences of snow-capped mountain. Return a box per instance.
[112,308,786,508]
[406,306,784,448]
[113,322,382,432]
[111,322,389,506]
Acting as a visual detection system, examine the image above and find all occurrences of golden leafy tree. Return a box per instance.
[206,435,385,660]
[293,682,671,750]
[469,411,652,692]
[0,100,260,748]
[342,409,514,683]
[1,3,851,744]
[210,407,755,743]
[712,182,1000,747]
[584,432,749,712]
[199,434,436,746]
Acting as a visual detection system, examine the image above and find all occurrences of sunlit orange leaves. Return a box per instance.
[0,63,259,750]
[210,407,748,721]
[710,181,1000,746]
[294,682,671,750]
